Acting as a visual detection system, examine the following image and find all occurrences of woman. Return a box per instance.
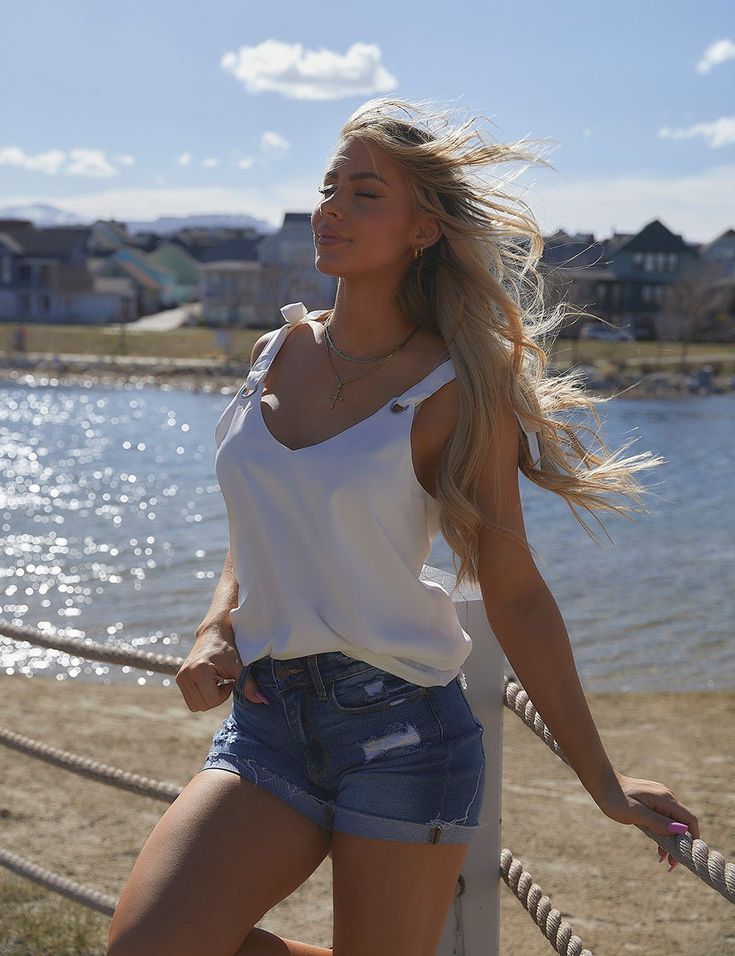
[108,98,700,956]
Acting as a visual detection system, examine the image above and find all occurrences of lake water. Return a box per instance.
[1,377,733,694]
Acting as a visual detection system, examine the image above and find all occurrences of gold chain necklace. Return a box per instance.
[322,315,420,409]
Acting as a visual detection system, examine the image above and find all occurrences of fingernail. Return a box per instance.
[255,691,270,704]
[658,850,666,863]
[667,822,688,834]
[667,861,678,873]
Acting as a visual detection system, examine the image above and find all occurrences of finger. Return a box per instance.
[242,675,268,704]
[667,806,699,842]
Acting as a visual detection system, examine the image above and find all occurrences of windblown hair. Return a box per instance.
[322,97,664,590]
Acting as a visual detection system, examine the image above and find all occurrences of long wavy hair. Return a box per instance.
[317,96,664,590]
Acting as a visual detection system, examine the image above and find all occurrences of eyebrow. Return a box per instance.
[323,170,390,187]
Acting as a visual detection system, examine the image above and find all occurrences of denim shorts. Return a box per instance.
[201,650,487,845]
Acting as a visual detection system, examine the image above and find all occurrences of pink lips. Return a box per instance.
[317,235,349,245]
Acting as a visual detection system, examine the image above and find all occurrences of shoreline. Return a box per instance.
[0,674,732,954]
[1,357,734,399]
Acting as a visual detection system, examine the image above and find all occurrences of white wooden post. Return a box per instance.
[421,565,504,956]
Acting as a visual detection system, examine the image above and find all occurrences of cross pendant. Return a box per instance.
[328,384,344,409]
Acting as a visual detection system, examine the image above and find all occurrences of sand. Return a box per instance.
[0,674,732,955]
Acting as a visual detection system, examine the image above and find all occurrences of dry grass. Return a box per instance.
[1,322,734,373]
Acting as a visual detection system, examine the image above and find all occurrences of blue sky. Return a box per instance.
[0,0,732,242]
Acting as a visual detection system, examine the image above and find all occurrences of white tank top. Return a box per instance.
[213,301,477,687]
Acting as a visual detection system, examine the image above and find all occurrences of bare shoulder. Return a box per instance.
[249,328,281,366]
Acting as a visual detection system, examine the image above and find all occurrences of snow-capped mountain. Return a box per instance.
[0,203,277,235]
[0,203,86,227]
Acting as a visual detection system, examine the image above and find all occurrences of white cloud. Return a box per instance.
[237,156,255,170]
[220,39,397,101]
[115,154,136,166]
[260,131,290,155]
[696,38,735,75]
[176,151,193,166]
[0,147,67,175]
[202,157,221,168]
[64,148,117,178]
[658,116,735,149]
[0,146,117,177]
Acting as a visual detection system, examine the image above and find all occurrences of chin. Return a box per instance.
[314,254,356,278]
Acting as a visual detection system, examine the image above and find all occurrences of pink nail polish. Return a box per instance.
[255,691,270,704]
[666,822,688,834]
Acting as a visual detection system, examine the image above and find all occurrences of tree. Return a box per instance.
[656,259,730,362]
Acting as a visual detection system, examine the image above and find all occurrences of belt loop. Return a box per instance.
[235,663,251,698]
[307,655,328,700]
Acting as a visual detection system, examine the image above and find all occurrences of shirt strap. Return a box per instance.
[240,302,310,395]
[393,358,456,410]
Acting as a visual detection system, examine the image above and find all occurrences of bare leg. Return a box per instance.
[236,928,332,954]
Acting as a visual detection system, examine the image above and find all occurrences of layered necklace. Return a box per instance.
[322,313,420,409]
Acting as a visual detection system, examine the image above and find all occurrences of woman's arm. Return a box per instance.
[177,550,243,711]
[194,548,238,644]
[474,402,700,854]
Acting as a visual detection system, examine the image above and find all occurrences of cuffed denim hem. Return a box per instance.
[332,804,489,845]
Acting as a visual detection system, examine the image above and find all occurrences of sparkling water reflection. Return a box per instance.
[1,379,733,693]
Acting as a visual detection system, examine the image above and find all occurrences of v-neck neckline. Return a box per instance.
[256,357,453,455]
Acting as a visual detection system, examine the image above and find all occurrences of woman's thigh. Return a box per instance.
[107,768,332,956]
[331,830,469,956]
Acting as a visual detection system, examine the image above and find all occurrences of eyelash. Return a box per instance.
[317,186,380,199]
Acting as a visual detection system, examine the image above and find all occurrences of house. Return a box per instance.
[542,220,704,340]
[699,228,735,280]
[195,213,336,328]
[147,241,202,304]
[256,212,336,322]
[91,246,178,315]
[0,220,137,324]
[200,261,263,326]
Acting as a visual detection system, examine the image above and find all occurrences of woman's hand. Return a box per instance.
[593,770,700,873]
[176,621,244,712]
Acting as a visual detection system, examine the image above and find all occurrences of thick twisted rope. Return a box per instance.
[500,848,593,956]
[0,726,182,803]
[503,676,735,904]
[0,848,116,917]
[0,619,184,674]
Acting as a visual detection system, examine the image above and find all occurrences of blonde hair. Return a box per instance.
[323,96,664,589]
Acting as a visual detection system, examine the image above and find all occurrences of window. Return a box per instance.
[0,256,11,284]
[667,253,678,272]
[644,253,654,272]
[632,252,643,271]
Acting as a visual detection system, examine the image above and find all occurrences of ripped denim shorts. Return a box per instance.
[202,650,487,845]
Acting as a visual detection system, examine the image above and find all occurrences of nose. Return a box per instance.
[316,188,344,219]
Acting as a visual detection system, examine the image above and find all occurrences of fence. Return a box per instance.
[0,565,732,955]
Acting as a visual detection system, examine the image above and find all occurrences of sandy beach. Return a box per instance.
[0,674,732,955]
